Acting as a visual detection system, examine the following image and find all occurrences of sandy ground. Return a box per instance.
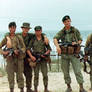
[0,71,92,92]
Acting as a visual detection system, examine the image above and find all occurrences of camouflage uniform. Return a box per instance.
[27,34,51,88]
[17,32,34,89]
[85,34,92,88]
[54,26,84,85]
[0,34,26,89]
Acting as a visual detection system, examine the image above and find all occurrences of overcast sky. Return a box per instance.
[0,0,92,32]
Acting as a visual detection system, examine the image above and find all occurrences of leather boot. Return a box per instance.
[79,84,87,92]
[34,86,38,92]
[65,84,72,92]
[10,88,14,92]
[27,87,34,92]
[44,85,50,92]
[20,88,24,92]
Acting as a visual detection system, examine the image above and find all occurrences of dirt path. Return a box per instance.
[0,72,91,92]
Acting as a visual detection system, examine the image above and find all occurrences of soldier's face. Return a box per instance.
[9,26,16,33]
[35,30,42,36]
[22,28,30,33]
[63,19,71,27]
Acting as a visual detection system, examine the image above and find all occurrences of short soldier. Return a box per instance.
[53,15,87,92]
[17,23,49,92]
[27,26,51,92]
[85,34,92,90]
[0,22,26,92]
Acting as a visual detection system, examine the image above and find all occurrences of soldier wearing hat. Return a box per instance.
[27,26,51,92]
[53,15,87,92]
[17,23,49,92]
[0,22,26,92]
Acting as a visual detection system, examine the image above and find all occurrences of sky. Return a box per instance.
[0,0,92,32]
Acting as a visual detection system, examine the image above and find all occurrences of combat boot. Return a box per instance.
[65,84,72,92]
[27,87,34,92]
[79,89,87,92]
[10,88,14,92]
[20,88,24,92]
[34,86,38,92]
[79,84,87,92]
[44,85,50,92]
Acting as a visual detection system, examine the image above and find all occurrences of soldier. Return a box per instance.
[17,23,49,92]
[27,26,51,92]
[53,15,87,92]
[85,34,92,90]
[0,22,26,92]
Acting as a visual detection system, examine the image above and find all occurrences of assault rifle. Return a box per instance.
[3,46,23,58]
[58,42,85,47]
[79,47,92,74]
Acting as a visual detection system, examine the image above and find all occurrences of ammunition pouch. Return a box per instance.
[68,46,74,54]
[60,46,67,54]
[74,46,81,54]
[45,56,51,63]
[27,58,36,68]
[60,46,74,54]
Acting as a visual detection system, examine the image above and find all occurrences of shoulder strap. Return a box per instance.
[71,26,78,42]
[16,35,22,49]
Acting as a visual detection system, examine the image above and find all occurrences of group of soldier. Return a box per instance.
[0,15,92,92]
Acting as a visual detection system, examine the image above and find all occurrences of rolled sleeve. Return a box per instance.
[53,30,62,40]
[75,29,82,41]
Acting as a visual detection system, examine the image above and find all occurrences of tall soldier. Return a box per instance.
[85,34,92,90]
[0,22,26,92]
[17,23,49,92]
[27,26,51,92]
[53,15,87,92]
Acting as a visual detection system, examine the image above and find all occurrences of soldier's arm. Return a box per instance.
[53,39,61,54]
[85,34,91,47]
[75,29,82,45]
[17,35,26,53]
[45,43,52,53]
[43,35,49,45]
[53,30,62,54]
[0,37,7,54]
[41,33,49,45]
[27,40,36,61]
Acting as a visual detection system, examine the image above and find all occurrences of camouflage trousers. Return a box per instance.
[34,60,48,87]
[6,57,24,89]
[24,58,32,89]
[90,56,92,87]
[61,54,84,84]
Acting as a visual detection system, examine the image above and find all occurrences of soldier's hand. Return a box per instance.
[56,47,61,55]
[41,55,46,58]
[72,42,77,45]
[14,50,19,55]
[84,55,88,61]
[31,55,36,62]
[2,51,9,56]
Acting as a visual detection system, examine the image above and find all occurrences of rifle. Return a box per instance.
[32,52,50,62]
[58,42,84,54]
[3,46,23,58]
[58,42,85,47]
[32,52,52,71]
[79,49,92,74]
[3,46,14,57]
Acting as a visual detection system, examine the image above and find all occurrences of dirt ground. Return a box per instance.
[0,71,92,92]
